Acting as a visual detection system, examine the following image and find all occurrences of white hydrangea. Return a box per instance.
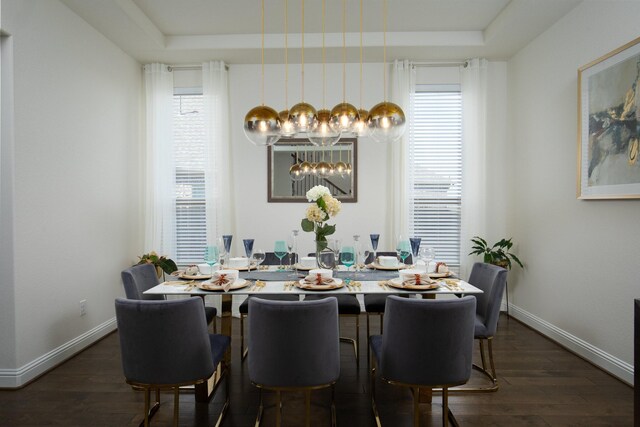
[306,185,331,202]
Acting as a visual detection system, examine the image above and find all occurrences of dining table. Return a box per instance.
[144,265,483,402]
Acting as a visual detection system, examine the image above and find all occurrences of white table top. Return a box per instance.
[144,277,482,296]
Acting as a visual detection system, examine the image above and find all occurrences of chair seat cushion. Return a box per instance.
[304,294,361,314]
[369,335,383,365]
[204,306,217,325]
[209,334,231,367]
[239,295,300,314]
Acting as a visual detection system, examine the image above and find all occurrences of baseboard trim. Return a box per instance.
[0,317,117,388]
[508,303,634,385]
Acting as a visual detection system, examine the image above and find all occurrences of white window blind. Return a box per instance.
[173,93,207,265]
[409,86,462,272]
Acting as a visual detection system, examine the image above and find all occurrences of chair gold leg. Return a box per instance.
[305,390,311,427]
[413,387,420,427]
[331,384,337,427]
[254,389,264,427]
[436,337,499,393]
[144,389,150,427]
[173,387,179,427]
[241,314,248,361]
[366,313,371,368]
[442,387,448,427]
[487,338,497,381]
[276,390,282,427]
[479,339,488,372]
[355,315,360,367]
[370,365,382,427]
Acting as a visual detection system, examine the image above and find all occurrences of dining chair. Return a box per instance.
[238,252,299,361]
[115,298,230,427]
[462,262,508,392]
[121,263,218,333]
[369,296,476,427]
[248,297,340,427]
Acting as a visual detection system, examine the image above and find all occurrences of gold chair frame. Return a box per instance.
[252,382,337,427]
[433,337,498,394]
[128,361,229,427]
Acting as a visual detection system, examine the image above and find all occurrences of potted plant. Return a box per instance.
[469,236,523,270]
[136,251,178,278]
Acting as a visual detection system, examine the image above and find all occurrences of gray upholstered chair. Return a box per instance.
[121,263,217,332]
[248,297,340,426]
[465,262,508,392]
[115,298,230,427]
[238,252,299,361]
[369,296,476,427]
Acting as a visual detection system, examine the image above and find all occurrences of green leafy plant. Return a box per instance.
[136,251,178,274]
[469,236,523,270]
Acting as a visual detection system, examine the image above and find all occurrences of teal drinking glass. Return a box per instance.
[340,245,356,283]
[396,240,411,266]
[204,246,219,274]
[274,240,288,270]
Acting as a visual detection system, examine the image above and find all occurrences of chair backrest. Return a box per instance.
[121,263,164,300]
[115,298,214,385]
[248,297,340,388]
[380,295,476,387]
[467,262,507,337]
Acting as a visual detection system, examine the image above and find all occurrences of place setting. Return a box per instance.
[384,269,443,291]
[295,269,344,291]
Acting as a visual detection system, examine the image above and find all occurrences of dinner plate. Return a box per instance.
[178,273,212,280]
[294,263,317,271]
[223,264,256,271]
[367,262,406,271]
[296,278,344,290]
[388,277,440,291]
[196,278,249,291]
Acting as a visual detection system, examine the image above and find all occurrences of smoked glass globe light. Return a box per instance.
[289,163,305,181]
[334,161,347,176]
[329,102,359,133]
[367,101,406,143]
[244,105,282,146]
[352,108,369,137]
[279,109,296,136]
[315,161,332,178]
[300,160,313,174]
[308,109,341,146]
[289,102,318,133]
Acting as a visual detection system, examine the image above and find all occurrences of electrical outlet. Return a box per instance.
[79,300,87,316]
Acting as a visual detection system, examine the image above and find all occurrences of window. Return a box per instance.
[408,85,462,272]
[173,90,206,265]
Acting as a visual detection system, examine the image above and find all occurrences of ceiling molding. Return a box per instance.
[114,0,165,48]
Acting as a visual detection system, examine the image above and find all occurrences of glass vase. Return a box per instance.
[315,240,336,270]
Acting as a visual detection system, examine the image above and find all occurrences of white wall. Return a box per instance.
[507,1,640,383]
[0,0,141,385]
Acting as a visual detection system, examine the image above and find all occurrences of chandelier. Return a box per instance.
[244,0,405,149]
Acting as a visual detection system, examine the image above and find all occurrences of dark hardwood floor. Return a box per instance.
[0,314,633,426]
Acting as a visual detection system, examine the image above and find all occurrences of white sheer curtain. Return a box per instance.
[459,58,488,278]
[202,61,235,247]
[143,63,176,257]
[387,60,415,246]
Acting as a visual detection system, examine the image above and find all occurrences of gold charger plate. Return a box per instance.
[178,273,212,280]
[367,262,406,271]
[196,278,249,291]
[295,278,344,291]
[388,277,440,291]
[428,271,454,278]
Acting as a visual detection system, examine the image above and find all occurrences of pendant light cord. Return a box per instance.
[322,0,326,108]
[284,0,288,108]
[359,0,364,109]
[301,0,305,102]
[342,0,346,103]
[261,0,265,106]
[383,0,387,102]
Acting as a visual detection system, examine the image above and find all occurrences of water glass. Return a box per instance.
[340,245,356,283]
[370,234,380,261]
[419,247,435,272]
[396,240,411,266]
[409,237,422,265]
[243,239,254,271]
[274,240,287,270]
[204,246,219,273]
[252,248,266,270]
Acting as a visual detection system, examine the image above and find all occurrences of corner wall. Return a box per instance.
[507,1,640,384]
[0,0,141,386]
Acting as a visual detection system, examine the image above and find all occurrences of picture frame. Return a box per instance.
[577,36,640,199]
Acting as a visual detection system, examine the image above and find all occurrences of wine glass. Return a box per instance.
[216,237,228,267]
[243,239,254,271]
[252,248,266,270]
[287,230,299,277]
[370,234,380,263]
[419,247,435,273]
[409,237,422,266]
[274,240,288,271]
[222,235,233,263]
[340,245,356,284]
[204,245,219,275]
[396,239,411,266]
[328,238,341,270]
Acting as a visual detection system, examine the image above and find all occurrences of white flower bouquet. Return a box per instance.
[301,185,341,250]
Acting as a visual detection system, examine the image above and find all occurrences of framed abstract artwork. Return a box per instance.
[578,36,640,199]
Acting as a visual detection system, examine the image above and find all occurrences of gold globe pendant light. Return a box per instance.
[330,0,359,134]
[334,145,347,176]
[244,0,281,146]
[299,145,313,174]
[316,148,332,178]
[367,0,405,143]
[289,0,317,134]
[289,149,305,181]
[279,0,296,137]
[352,0,369,137]
[308,0,340,147]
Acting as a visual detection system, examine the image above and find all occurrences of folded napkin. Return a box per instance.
[302,273,337,287]
[402,273,435,287]
[211,272,234,292]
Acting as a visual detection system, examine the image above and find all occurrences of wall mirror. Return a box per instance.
[267,137,357,203]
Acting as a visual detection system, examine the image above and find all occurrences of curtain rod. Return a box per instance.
[167,64,230,71]
[412,61,465,68]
